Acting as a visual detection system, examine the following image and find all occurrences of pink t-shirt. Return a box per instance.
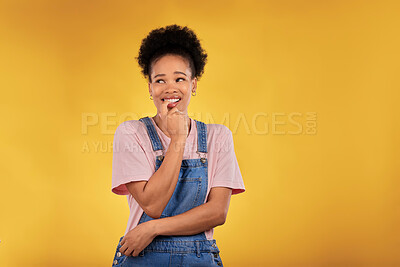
[111,117,245,240]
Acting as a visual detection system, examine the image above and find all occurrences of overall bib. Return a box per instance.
[112,116,223,267]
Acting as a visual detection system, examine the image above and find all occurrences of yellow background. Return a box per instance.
[1,0,399,266]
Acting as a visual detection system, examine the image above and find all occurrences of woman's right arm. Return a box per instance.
[125,137,185,219]
[125,102,188,219]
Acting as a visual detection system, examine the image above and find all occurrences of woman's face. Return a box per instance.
[148,54,197,115]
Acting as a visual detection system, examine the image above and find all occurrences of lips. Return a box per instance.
[162,97,181,108]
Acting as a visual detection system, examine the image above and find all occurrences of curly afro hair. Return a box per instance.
[135,24,208,82]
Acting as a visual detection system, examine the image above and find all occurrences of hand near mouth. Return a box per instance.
[157,100,189,141]
[162,97,181,108]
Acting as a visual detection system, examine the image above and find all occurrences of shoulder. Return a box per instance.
[203,122,232,141]
[114,120,147,137]
[205,123,231,133]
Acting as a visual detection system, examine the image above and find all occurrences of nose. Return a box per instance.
[164,85,178,94]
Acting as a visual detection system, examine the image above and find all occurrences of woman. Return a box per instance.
[111,24,245,266]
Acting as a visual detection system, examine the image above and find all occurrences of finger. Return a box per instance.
[125,246,135,257]
[119,243,128,255]
[168,106,183,115]
[172,109,183,115]
[167,105,177,114]
[160,99,169,118]
[132,249,141,257]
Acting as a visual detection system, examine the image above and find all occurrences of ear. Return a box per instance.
[148,82,152,95]
[192,77,197,93]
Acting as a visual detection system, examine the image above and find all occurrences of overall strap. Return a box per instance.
[139,117,163,152]
[195,120,208,153]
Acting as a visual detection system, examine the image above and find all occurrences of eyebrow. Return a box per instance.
[153,71,187,79]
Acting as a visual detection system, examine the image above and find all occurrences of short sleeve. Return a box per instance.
[111,121,153,195]
[211,127,245,195]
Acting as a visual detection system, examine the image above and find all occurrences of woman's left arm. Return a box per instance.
[120,187,232,256]
[154,187,232,235]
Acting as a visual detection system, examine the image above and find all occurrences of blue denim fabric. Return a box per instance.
[112,236,223,266]
[112,117,223,266]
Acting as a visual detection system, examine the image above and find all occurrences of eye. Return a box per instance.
[155,79,165,83]
[176,77,185,82]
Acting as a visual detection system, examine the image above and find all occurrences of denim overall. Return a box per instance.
[112,116,223,266]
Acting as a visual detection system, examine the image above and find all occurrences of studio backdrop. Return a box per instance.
[0,0,399,266]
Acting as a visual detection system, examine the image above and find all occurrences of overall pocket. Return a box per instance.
[162,176,202,217]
